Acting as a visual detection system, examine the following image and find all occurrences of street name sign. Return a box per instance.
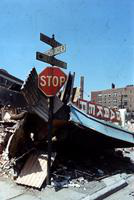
[40,33,61,48]
[38,67,67,97]
[36,52,67,69]
[44,45,66,57]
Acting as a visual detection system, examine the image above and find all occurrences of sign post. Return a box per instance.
[47,35,55,186]
[37,34,67,185]
[47,96,53,185]
[38,66,67,184]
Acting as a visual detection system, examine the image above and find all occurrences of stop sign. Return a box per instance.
[38,66,67,97]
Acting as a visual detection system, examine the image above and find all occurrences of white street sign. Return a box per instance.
[44,45,66,57]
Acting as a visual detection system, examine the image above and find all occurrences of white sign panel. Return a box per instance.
[44,45,66,57]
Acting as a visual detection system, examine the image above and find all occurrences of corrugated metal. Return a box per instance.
[16,153,55,188]
[21,68,64,122]
[70,104,134,146]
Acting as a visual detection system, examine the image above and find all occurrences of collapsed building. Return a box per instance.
[0,69,26,119]
[0,68,134,189]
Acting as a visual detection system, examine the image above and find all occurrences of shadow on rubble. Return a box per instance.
[47,148,134,191]
[42,124,134,190]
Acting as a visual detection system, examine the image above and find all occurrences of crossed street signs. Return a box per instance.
[36,33,67,69]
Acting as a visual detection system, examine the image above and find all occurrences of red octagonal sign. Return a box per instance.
[38,66,67,97]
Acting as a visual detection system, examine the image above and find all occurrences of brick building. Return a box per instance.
[91,85,134,114]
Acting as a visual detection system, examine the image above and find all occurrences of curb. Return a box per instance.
[82,179,128,200]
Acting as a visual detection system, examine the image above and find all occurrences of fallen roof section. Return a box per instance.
[69,104,134,148]
[0,86,26,107]
[16,152,55,188]
[0,69,23,86]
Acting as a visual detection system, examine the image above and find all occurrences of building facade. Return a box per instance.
[91,85,134,113]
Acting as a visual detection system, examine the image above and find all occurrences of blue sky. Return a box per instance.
[0,0,134,99]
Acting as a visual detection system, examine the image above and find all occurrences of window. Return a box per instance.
[83,104,86,110]
[113,100,117,105]
[124,101,128,106]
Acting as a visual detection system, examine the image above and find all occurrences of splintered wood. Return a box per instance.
[16,153,55,188]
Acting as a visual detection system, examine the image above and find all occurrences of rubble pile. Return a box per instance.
[50,147,134,190]
[0,68,134,191]
[0,106,134,191]
[0,118,17,177]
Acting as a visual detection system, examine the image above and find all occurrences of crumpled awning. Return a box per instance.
[69,104,134,147]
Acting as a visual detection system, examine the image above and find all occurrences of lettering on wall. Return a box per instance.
[78,99,121,123]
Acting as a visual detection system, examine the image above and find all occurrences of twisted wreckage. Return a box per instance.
[0,68,134,189]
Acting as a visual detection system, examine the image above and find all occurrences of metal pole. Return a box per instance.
[47,96,53,185]
[47,34,55,185]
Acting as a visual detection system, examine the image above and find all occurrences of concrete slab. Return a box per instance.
[102,174,123,186]
[82,176,128,200]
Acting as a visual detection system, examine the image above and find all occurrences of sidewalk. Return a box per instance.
[0,173,131,200]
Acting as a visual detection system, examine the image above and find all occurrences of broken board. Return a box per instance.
[16,152,55,188]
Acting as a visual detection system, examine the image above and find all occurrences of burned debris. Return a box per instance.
[0,67,134,191]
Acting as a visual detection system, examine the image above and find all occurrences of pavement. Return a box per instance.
[0,148,134,200]
[0,173,132,200]
[104,175,134,200]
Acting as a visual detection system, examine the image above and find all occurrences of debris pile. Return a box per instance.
[0,111,134,191]
[0,118,17,177]
[0,68,134,191]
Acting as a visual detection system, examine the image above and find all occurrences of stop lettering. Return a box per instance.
[38,67,67,97]
[40,75,66,87]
